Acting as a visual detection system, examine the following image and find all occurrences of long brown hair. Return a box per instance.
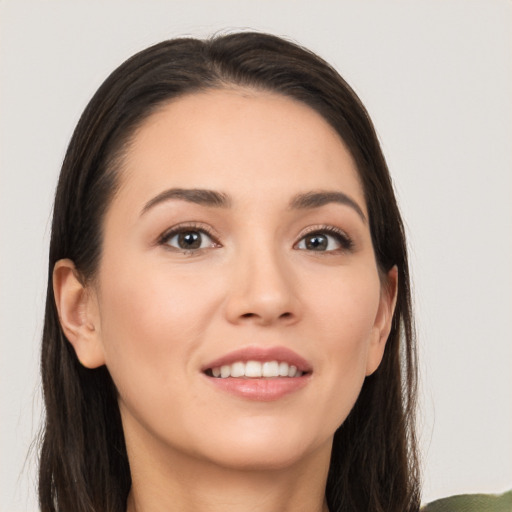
[40,32,420,512]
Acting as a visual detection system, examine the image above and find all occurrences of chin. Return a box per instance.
[193,422,333,472]
[205,445,313,472]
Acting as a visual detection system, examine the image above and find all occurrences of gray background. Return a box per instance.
[1,1,511,510]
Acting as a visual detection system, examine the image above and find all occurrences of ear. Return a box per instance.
[365,265,398,376]
[53,259,105,369]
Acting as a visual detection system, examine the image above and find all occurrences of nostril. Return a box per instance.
[240,312,292,320]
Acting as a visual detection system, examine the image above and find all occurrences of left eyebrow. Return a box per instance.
[289,190,367,223]
[140,188,231,216]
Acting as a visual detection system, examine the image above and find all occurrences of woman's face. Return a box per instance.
[85,89,396,471]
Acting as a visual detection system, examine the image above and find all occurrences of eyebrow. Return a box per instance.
[141,188,231,215]
[289,190,367,223]
[141,187,366,223]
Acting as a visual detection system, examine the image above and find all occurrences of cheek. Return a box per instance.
[95,261,220,399]
[307,264,381,349]
[99,255,219,339]
[304,266,381,421]
[93,263,224,446]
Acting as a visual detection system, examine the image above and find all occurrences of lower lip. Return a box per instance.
[204,375,310,401]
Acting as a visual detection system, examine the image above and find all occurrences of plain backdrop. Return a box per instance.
[1,1,511,510]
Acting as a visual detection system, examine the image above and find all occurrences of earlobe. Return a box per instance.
[366,265,398,376]
[53,259,105,369]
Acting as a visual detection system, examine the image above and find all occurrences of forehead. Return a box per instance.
[115,88,366,211]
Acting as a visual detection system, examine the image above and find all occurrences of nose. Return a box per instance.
[224,244,301,327]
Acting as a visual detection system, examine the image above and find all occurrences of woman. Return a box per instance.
[40,32,419,512]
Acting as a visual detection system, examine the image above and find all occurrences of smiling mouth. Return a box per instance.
[204,360,309,379]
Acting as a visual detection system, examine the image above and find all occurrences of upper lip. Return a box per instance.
[201,346,313,373]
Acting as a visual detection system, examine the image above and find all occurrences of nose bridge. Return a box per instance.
[225,230,299,325]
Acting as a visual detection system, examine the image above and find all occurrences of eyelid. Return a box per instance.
[294,224,354,251]
[157,222,222,249]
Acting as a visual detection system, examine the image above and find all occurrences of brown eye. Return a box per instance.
[177,231,202,249]
[296,229,353,252]
[163,229,216,251]
[304,233,328,251]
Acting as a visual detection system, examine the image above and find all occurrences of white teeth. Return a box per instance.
[245,361,262,377]
[278,361,289,376]
[231,361,245,378]
[209,360,306,378]
[262,361,279,377]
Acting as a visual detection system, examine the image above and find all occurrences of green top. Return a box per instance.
[422,490,512,512]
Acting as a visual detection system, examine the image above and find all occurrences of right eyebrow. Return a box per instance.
[289,190,367,224]
[140,188,231,216]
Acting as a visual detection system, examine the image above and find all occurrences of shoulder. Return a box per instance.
[421,490,512,512]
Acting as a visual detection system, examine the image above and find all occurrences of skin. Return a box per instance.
[54,89,397,512]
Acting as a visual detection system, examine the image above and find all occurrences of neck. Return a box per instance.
[125,428,331,512]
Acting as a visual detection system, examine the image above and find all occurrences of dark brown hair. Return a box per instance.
[40,32,420,512]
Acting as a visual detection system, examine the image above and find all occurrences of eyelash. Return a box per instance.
[157,223,354,255]
[157,223,220,255]
[295,225,354,253]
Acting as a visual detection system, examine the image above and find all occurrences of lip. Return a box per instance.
[201,345,313,373]
[201,346,312,402]
[204,376,310,401]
